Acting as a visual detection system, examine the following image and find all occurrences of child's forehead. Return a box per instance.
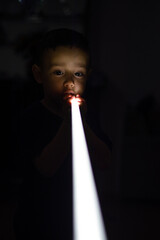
[45,46,88,56]
[43,46,89,65]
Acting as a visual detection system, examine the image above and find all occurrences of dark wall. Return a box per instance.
[86,2,160,239]
[87,0,160,198]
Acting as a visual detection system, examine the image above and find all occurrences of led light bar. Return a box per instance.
[71,98,108,240]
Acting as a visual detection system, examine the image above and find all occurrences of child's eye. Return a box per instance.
[53,70,63,75]
[74,72,84,77]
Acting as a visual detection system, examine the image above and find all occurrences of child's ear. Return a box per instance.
[32,64,43,84]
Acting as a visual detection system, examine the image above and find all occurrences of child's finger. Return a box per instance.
[75,96,85,105]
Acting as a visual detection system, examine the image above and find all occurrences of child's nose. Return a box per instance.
[64,79,74,88]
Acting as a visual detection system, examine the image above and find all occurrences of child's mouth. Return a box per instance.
[63,90,75,96]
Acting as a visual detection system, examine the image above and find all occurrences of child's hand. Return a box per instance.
[62,94,87,119]
[74,94,87,115]
[62,93,74,119]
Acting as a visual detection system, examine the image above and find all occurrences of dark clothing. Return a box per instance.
[12,100,111,240]
[13,101,72,240]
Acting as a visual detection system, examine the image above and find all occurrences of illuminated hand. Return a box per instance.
[62,93,75,119]
[74,94,87,116]
[63,94,87,118]
[74,94,84,105]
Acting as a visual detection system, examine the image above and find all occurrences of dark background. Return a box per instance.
[0,1,160,239]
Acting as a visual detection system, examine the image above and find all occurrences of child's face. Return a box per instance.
[36,46,89,104]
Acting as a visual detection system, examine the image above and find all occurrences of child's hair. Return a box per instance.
[33,28,91,67]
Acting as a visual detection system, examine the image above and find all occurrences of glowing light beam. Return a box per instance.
[71,98,108,240]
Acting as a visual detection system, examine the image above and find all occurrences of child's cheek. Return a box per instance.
[76,84,85,95]
[51,82,64,94]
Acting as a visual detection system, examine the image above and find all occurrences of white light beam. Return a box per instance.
[71,98,108,240]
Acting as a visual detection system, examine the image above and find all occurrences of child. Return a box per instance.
[13,28,111,240]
